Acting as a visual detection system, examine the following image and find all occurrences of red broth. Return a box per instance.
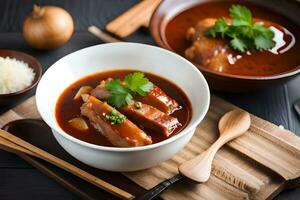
[165,1,300,76]
[55,70,192,147]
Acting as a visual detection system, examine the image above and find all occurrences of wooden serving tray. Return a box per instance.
[0,96,300,200]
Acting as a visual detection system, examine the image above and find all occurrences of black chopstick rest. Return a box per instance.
[134,174,183,200]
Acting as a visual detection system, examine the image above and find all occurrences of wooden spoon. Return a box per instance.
[179,109,251,182]
[135,109,251,200]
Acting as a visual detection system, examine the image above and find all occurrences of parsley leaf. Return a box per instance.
[125,72,153,96]
[105,80,133,108]
[105,72,153,108]
[215,18,229,38]
[254,35,275,50]
[205,4,275,52]
[253,22,274,38]
[252,22,275,50]
[230,5,252,26]
[230,37,247,52]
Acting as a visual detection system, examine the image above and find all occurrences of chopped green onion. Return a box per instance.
[111,109,117,116]
[134,101,142,109]
[105,109,126,125]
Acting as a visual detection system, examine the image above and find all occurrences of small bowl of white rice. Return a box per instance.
[0,50,42,105]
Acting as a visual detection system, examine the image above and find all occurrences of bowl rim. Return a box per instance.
[149,0,300,81]
[0,49,42,97]
[36,42,210,152]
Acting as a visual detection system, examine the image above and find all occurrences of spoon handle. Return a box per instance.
[134,174,183,200]
[179,134,237,183]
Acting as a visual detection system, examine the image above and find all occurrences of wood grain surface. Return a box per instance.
[0,0,299,199]
[106,0,162,37]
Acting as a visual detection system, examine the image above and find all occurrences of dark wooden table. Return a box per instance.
[0,0,299,199]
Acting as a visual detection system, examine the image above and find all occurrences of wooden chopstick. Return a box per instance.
[0,138,38,157]
[0,129,134,200]
[88,26,121,43]
[106,0,162,37]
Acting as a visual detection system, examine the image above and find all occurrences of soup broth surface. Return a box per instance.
[165,1,300,76]
[56,70,192,147]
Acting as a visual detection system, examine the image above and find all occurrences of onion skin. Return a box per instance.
[23,5,74,50]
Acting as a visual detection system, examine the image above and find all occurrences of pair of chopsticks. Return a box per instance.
[0,129,134,200]
[89,0,161,41]
[88,0,161,42]
[106,0,162,38]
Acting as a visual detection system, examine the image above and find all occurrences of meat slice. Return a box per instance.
[90,78,111,100]
[135,85,181,115]
[121,101,181,137]
[91,80,182,136]
[91,79,181,114]
[185,18,230,72]
[81,95,152,147]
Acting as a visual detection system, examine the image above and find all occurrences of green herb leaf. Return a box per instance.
[230,37,248,52]
[236,25,253,38]
[229,4,252,26]
[253,22,274,38]
[104,72,153,108]
[215,18,229,38]
[205,4,275,53]
[254,35,275,50]
[125,72,153,96]
[105,80,133,108]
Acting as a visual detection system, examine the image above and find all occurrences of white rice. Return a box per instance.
[0,56,35,94]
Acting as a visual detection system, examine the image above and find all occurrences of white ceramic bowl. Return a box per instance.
[36,42,210,172]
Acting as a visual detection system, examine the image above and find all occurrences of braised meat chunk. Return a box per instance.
[91,79,181,137]
[185,18,230,72]
[91,79,111,99]
[135,85,181,115]
[121,100,181,137]
[91,79,181,115]
[81,95,152,147]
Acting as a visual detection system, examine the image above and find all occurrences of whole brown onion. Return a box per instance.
[23,5,74,50]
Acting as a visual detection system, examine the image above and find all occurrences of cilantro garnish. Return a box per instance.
[125,72,153,96]
[105,72,153,108]
[105,80,133,108]
[205,4,275,52]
